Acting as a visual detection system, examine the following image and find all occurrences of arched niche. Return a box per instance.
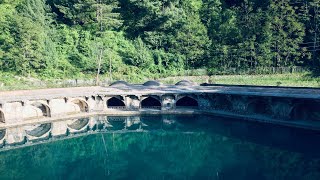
[141,97,161,109]
[107,97,125,108]
[290,101,320,121]
[213,95,232,110]
[31,102,51,117]
[247,99,270,115]
[176,96,199,108]
[71,99,89,112]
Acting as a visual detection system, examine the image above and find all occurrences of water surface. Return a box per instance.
[0,114,319,180]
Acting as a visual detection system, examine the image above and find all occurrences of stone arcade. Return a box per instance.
[1,80,320,146]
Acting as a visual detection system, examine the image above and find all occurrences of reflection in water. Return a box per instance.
[0,115,319,180]
[67,118,90,131]
[0,129,5,140]
[25,123,51,138]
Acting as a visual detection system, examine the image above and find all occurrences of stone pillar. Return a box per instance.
[2,102,24,124]
[198,94,212,110]
[49,98,71,117]
[126,95,140,110]
[51,121,68,137]
[6,127,26,145]
[87,96,105,112]
[270,99,292,120]
[161,95,175,110]
[232,96,248,113]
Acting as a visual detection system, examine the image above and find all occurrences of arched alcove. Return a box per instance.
[71,99,89,112]
[141,97,161,109]
[107,97,126,108]
[31,102,51,117]
[213,95,232,110]
[247,100,270,115]
[0,110,5,123]
[290,101,320,121]
[176,96,198,108]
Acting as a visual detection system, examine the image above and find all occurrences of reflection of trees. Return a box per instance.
[0,130,319,179]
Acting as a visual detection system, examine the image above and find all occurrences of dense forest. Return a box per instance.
[0,0,319,80]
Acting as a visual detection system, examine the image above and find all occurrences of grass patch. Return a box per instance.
[160,73,320,87]
[208,73,320,87]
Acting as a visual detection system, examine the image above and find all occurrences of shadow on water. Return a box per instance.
[199,115,320,157]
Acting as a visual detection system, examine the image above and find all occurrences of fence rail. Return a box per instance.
[209,66,308,75]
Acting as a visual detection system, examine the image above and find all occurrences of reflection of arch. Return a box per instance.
[0,110,5,123]
[176,96,198,107]
[0,129,5,141]
[31,102,51,117]
[25,123,51,137]
[290,101,320,121]
[247,100,270,115]
[68,118,89,131]
[107,97,125,108]
[71,99,89,112]
[141,97,161,109]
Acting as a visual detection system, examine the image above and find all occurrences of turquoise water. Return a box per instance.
[0,115,320,180]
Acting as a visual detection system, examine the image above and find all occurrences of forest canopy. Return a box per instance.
[0,0,319,79]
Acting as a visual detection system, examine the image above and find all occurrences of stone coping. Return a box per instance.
[1,84,320,103]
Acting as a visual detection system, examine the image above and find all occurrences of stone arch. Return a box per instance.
[107,97,125,108]
[0,109,5,123]
[31,102,51,117]
[247,99,271,115]
[71,99,89,112]
[176,96,198,107]
[141,96,161,109]
[213,94,232,110]
[290,100,320,121]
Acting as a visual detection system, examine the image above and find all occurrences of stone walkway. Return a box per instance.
[1,84,320,102]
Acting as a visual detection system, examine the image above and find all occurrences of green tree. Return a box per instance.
[267,0,305,67]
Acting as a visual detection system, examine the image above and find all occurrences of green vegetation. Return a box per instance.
[160,73,320,87]
[0,0,320,89]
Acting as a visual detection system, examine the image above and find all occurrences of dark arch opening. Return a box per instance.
[290,101,320,121]
[214,95,232,110]
[31,102,51,117]
[176,96,198,107]
[141,97,161,109]
[107,97,125,108]
[247,100,270,115]
[71,99,89,112]
[0,110,4,123]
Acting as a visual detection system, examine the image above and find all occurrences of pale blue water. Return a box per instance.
[0,114,319,180]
